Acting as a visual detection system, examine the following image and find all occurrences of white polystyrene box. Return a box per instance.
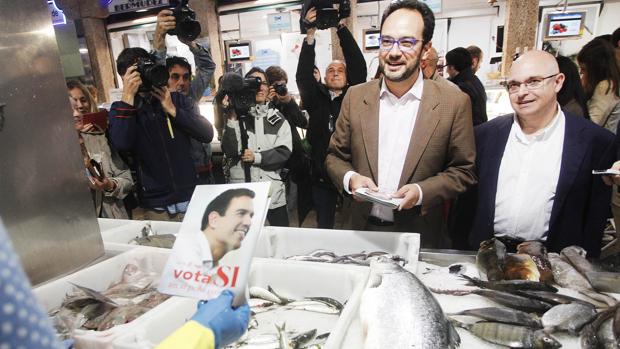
[33,246,173,349]
[255,226,420,271]
[113,258,369,349]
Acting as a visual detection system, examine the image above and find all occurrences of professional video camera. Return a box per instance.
[218,73,261,116]
[168,0,201,42]
[135,57,169,92]
[300,0,351,34]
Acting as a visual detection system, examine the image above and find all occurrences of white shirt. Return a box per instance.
[494,105,566,241]
[344,72,424,222]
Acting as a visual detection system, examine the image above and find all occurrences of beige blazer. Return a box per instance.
[325,77,477,246]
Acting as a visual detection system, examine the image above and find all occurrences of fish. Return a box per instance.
[304,297,344,311]
[548,253,617,306]
[585,271,620,294]
[96,305,150,331]
[275,323,290,349]
[268,286,294,305]
[517,241,554,283]
[432,288,553,313]
[286,300,341,315]
[285,250,407,267]
[290,329,317,349]
[453,321,561,348]
[461,275,558,292]
[580,304,620,349]
[597,318,620,349]
[560,245,595,275]
[249,286,283,304]
[515,290,597,307]
[359,256,460,348]
[541,303,597,334]
[477,238,506,281]
[450,307,542,328]
[68,282,119,307]
[130,234,176,248]
[504,254,541,281]
[447,263,480,279]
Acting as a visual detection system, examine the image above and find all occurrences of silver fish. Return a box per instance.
[560,245,595,274]
[250,286,283,304]
[541,303,597,334]
[455,321,561,349]
[268,286,294,305]
[275,322,290,349]
[581,304,619,349]
[450,307,542,328]
[290,329,317,349]
[360,256,460,348]
[597,318,620,349]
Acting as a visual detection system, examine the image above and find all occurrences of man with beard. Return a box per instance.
[325,0,476,247]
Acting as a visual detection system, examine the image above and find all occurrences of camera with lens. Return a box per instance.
[217,73,261,116]
[272,82,288,97]
[135,57,169,93]
[300,0,351,34]
[168,0,202,42]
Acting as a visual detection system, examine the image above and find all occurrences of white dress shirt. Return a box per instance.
[494,105,566,241]
[344,71,424,222]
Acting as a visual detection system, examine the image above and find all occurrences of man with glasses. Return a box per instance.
[325,0,476,248]
[469,50,615,257]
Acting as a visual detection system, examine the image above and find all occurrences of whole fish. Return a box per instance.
[585,271,620,294]
[541,303,597,334]
[560,245,595,275]
[275,323,290,349]
[548,253,617,306]
[461,275,558,292]
[517,241,554,283]
[268,286,294,305]
[477,238,506,281]
[454,321,561,349]
[515,290,596,307]
[450,307,542,328]
[360,257,460,348]
[504,254,541,281]
[290,329,317,349]
[581,304,619,349]
[305,297,344,311]
[598,318,620,349]
[250,286,283,304]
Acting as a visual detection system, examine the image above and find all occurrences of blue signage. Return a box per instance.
[48,0,66,26]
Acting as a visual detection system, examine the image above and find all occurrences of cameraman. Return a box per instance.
[218,68,293,227]
[153,9,217,184]
[296,7,367,229]
[109,48,214,221]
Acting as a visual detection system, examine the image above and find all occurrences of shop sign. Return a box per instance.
[48,0,66,26]
[421,0,442,13]
[267,12,292,34]
[107,0,170,14]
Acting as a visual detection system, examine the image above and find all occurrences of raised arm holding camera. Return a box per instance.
[152,1,217,184]
[296,2,367,229]
[109,47,213,221]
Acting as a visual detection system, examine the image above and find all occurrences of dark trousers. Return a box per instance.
[312,184,338,229]
[267,206,290,227]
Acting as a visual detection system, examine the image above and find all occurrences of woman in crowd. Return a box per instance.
[577,38,620,133]
[556,55,589,118]
[67,80,133,219]
[217,68,293,227]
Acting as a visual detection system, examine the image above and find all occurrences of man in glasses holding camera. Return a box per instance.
[468,50,615,257]
[325,0,476,248]
[109,48,214,221]
[296,5,367,229]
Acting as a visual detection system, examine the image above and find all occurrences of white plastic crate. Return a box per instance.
[97,218,134,232]
[255,226,420,271]
[113,258,369,349]
[100,220,182,251]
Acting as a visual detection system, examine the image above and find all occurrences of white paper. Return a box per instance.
[354,188,403,209]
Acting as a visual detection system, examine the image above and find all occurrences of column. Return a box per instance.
[501,0,539,76]
[82,18,115,103]
[193,0,225,89]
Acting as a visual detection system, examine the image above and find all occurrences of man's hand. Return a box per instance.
[268,86,292,104]
[241,149,255,163]
[151,86,176,117]
[154,10,175,51]
[393,184,420,211]
[603,160,620,186]
[88,177,116,193]
[350,174,378,201]
[121,66,142,106]
[305,7,317,42]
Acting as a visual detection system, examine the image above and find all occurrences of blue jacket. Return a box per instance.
[469,112,615,257]
[108,93,213,208]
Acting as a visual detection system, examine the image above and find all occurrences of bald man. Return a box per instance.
[420,47,458,90]
[468,50,615,257]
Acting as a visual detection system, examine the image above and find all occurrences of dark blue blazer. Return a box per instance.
[469,112,615,257]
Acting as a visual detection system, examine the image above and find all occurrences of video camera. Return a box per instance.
[168,0,201,42]
[135,56,169,92]
[218,73,261,116]
[300,0,351,34]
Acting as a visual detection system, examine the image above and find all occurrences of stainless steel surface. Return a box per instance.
[0,1,104,285]
[419,249,477,267]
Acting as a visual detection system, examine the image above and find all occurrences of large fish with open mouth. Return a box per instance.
[360,257,460,349]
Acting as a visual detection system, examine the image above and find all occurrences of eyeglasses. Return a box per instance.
[379,36,420,52]
[505,74,559,94]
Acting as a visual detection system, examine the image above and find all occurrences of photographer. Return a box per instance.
[296,7,367,229]
[109,47,213,221]
[218,68,293,227]
[153,8,217,184]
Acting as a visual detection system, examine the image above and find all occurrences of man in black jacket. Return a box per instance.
[446,47,487,126]
[296,7,367,229]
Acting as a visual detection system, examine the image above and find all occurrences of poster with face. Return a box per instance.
[158,182,270,304]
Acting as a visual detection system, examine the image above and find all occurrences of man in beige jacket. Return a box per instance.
[325,0,476,248]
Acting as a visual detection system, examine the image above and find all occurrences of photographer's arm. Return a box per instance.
[188,42,216,101]
[109,67,141,151]
[152,10,176,64]
[254,118,292,172]
[276,98,307,129]
[296,9,319,111]
[337,25,367,86]
[170,94,214,143]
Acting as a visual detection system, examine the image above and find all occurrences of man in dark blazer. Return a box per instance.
[325,0,476,248]
[469,50,615,257]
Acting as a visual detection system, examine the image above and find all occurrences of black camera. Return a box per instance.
[300,0,351,34]
[218,73,261,116]
[135,57,169,92]
[273,82,288,96]
[168,0,201,42]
